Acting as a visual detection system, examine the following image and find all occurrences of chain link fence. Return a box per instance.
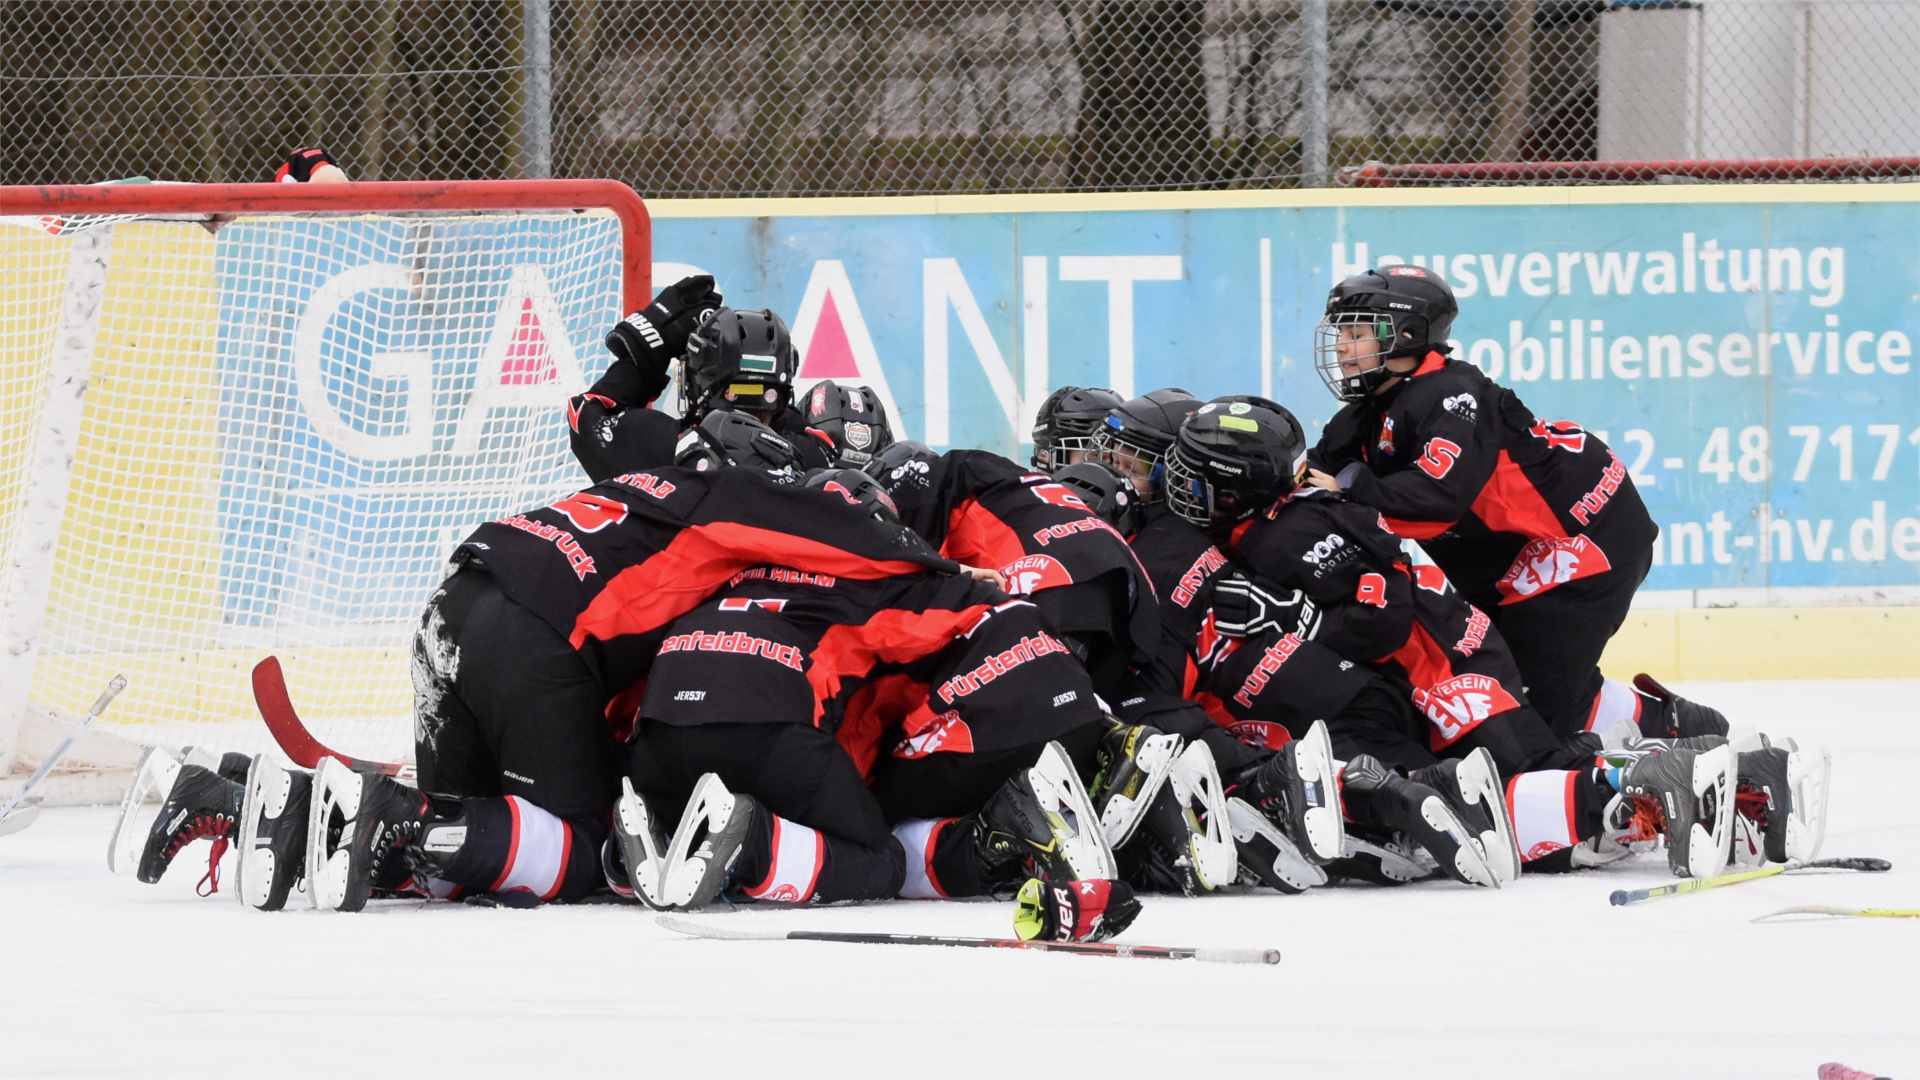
[7,0,1920,193]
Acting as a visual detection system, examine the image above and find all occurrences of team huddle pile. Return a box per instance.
[112,262,1832,944]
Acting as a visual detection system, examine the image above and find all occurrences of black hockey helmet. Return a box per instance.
[1051,461,1143,537]
[1031,385,1123,470]
[1315,266,1458,402]
[674,409,804,484]
[680,306,798,420]
[1165,395,1308,529]
[806,467,902,525]
[802,380,893,467]
[864,439,942,495]
[1094,387,1201,498]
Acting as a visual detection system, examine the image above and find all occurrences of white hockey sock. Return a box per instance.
[491,796,573,900]
[1584,677,1643,748]
[740,815,825,902]
[893,818,952,899]
[1506,770,1581,862]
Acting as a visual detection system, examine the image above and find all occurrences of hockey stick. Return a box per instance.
[656,915,1281,965]
[1608,857,1892,907]
[1752,905,1920,923]
[0,675,128,836]
[250,657,415,782]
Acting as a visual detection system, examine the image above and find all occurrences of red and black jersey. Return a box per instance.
[1311,353,1657,608]
[452,466,960,708]
[1226,485,1537,754]
[642,573,1100,777]
[1124,502,1230,701]
[884,448,1160,671]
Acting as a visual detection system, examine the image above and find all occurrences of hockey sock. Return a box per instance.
[729,812,907,904]
[421,796,607,903]
[1503,769,1610,863]
[895,817,980,898]
[1583,678,1643,749]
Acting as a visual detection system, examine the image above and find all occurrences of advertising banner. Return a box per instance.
[651,190,1920,596]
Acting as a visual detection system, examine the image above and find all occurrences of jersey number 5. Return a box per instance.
[1416,438,1462,479]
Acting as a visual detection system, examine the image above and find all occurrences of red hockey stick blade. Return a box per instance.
[250,656,415,781]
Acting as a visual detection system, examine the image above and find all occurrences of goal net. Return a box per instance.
[0,180,649,795]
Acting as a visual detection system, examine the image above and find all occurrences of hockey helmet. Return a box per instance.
[1094,387,1201,498]
[680,307,798,420]
[1051,461,1143,537]
[864,439,943,496]
[674,409,805,484]
[1165,395,1308,529]
[803,380,894,468]
[1031,385,1123,470]
[1314,266,1458,402]
[805,467,902,525]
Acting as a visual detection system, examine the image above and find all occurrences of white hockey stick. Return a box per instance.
[1,675,128,835]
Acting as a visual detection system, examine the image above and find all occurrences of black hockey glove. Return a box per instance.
[604,274,722,393]
[1211,570,1320,640]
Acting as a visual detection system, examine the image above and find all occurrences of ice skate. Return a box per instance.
[236,754,312,911]
[1729,736,1830,867]
[1341,754,1498,888]
[1117,740,1235,895]
[654,773,757,911]
[308,757,428,912]
[1633,674,1730,740]
[610,777,673,908]
[975,741,1117,889]
[1412,748,1521,884]
[1234,719,1343,863]
[1615,742,1735,878]
[1227,797,1327,893]
[132,761,244,891]
[108,746,180,874]
[1091,721,1182,849]
[1325,833,1432,884]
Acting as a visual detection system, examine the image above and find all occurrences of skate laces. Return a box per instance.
[162,812,235,896]
[196,836,229,897]
[1621,794,1667,844]
[1735,786,1770,828]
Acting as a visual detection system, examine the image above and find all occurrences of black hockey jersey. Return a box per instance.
[1311,353,1657,607]
[452,467,960,712]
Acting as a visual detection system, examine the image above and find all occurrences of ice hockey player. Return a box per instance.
[802,379,894,468]
[1165,396,1741,880]
[273,146,349,184]
[570,274,722,482]
[164,461,976,913]
[677,306,836,469]
[1303,266,1726,747]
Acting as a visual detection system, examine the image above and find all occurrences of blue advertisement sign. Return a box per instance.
[651,192,1920,594]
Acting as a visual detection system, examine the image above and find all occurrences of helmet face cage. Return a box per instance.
[1314,310,1401,403]
[1163,449,1215,528]
[1031,386,1122,470]
[1093,421,1172,491]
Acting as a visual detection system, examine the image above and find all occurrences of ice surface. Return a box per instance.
[3,680,1915,1080]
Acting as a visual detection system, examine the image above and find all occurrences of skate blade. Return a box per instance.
[1098,731,1180,850]
[1418,795,1499,888]
[658,773,749,911]
[615,778,669,910]
[1294,721,1344,863]
[1028,741,1117,881]
[1684,744,1737,880]
[1783,742,1831,864]
[107,747,178,874]
[1339,836,1431,883]
[309,758,360,912]
[1169,740,1236,891]
[236,753,274,908]
[1455,748,1521,884]
[1226,798,1326,893]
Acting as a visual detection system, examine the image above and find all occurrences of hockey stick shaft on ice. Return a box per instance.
[1609,857,1892,907]
[0,674,127,830]
[1752,905,1920,923]
[656,915,1280,965]
[251,656,415,782]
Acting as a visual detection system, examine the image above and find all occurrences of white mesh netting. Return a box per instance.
[1,207,624,771]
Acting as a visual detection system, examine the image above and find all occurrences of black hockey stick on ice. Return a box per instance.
[656,915,1280,965]
[0,675,128,836]
[1608,857,1891,907]
[251,656,416,782]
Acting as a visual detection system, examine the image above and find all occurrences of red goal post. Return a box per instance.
[0,180,650,798]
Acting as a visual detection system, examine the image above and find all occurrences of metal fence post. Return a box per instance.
[1301,0,1330,187]
[523,0,552,179]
